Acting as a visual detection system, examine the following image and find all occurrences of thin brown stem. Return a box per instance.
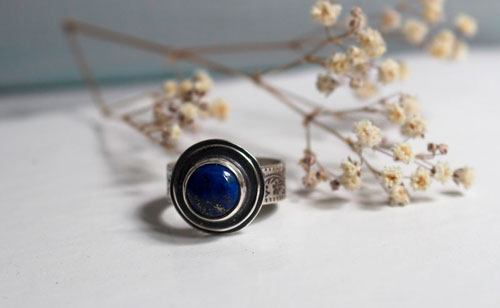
[63,23,108,115]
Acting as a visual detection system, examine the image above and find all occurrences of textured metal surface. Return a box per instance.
[257,158,286,205]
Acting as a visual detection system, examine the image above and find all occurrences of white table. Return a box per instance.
[1,50,499,307]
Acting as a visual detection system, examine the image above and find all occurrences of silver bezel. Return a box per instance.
[169,140,265,234]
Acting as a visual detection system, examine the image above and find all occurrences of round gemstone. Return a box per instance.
[186,163,241,218]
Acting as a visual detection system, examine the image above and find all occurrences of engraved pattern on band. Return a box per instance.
[257,158,286,205]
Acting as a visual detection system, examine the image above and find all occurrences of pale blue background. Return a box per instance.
[0,0,498,93]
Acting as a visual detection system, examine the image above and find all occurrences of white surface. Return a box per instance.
[1,50,500,308]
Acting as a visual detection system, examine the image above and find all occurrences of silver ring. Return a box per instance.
[167,139,286,234]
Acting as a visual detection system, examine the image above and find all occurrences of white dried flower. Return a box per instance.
[428,30,456,59]
[387,103,406,125]
[392,142,414,164]
[194,70,212,83]
[354,120,382,148]
[411,167,432,191]
[346,45,367,66]
[382,166,403,189]
[194,70,213,93]
[453,167,475,189]
[328,53,350,74]
[452,40,468,61]
[357,27,387,59]
[179,102,198,121]
[310,1,342,27]
[400,94,420,115]
[402,19,428,45]
[455,14,478,37]
[378,59,401,84]
[178,79,194,97]
[210,98,230,120]
[168,124,182,140]
[433,161,452,183]
[401,115,427,138]
[340,174,362,191]
[381,9,401,32]
[355,81,378,100]
[398,61,409,81]
[316,74,339,95]
[347,7,367,32]
[421,0,444,24]
[341,158,361,177]
[390,185,410,206]
[163,80,178,97]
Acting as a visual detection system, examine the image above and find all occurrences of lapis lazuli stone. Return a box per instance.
[186,164,241,218]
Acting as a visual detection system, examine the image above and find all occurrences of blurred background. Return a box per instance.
[0,0,498,94]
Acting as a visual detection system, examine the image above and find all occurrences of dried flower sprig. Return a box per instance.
[63,0,476,206]
[109,71,228,148]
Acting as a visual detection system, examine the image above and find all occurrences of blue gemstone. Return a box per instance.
[186,164,241,218]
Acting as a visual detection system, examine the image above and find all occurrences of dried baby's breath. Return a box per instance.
[455,14,477,37]
[180,102,198,122]
[453,167,475,189]
[354,120,382,148]
[178,79,194,98]
[354,81,378,99]
[411,167,432,191]
[378,59,400,84]
[421,0,444,24]
[357,27,387,59]
[163,80,178,97]
[210,99,230,120]
[452,40,468,61]
[194,70,213,93]
[392,142,414,164]
[402,115,427,138]
[387,103,406,125]
[432,161,452,183]
[69,1,477,207]
[316,74,339,95]
[390,185,410,206]
[382,166,403,190]
[400,94,420,116]
[428,30,456,59]
[310,1,342,27]
[328,53,350,74]
[347,45,367,66]
[341,174,362,191]
[403,19,428,45]
[168,124,182,140]
[398,61,409,80]
[380,9,401,32]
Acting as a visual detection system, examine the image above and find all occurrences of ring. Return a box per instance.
[167,139,286,234]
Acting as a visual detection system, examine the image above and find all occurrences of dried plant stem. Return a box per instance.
[62,0,477,203]
[62,18,361,159]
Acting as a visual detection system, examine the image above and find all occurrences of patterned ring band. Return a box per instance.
[167,139,286,234]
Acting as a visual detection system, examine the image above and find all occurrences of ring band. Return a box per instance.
[167,158,286,205]
[167,139,286,233]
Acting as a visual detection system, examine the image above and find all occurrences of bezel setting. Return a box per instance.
[169,139,265,233]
